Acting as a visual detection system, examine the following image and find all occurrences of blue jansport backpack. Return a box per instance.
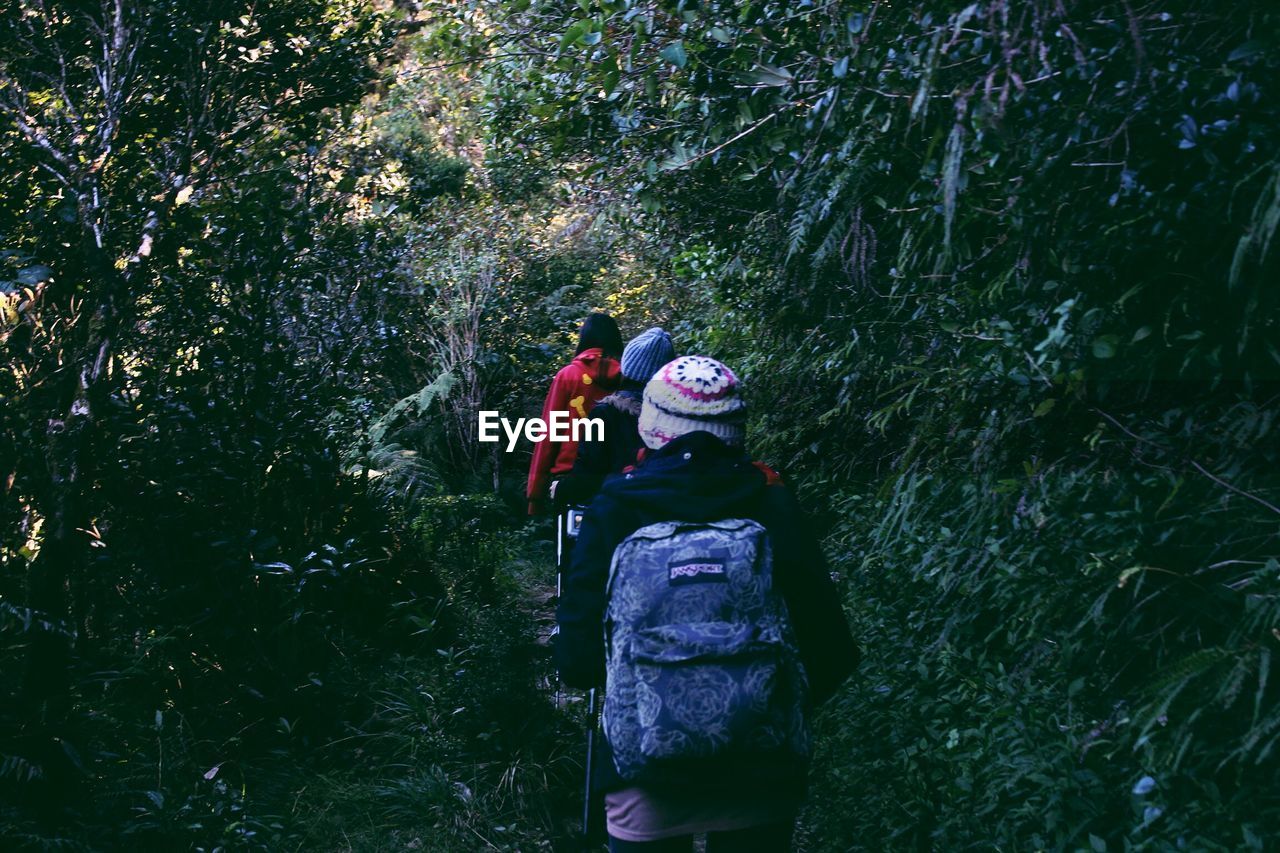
[602,518,810,782]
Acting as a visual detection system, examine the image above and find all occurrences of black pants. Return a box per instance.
[607,822,794,852]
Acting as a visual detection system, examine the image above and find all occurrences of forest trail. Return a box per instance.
[527,581,560,652]
[1,1,1276,849]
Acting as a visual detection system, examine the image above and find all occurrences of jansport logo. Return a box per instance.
[477,410,602,452]
[668,559,727,585]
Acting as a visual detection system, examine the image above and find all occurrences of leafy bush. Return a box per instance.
[448,0,1280,847]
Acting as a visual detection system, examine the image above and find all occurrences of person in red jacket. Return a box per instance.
[527,313,623,515]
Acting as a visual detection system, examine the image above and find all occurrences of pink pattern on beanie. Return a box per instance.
[638,356,747,449]
[657,357,739,402]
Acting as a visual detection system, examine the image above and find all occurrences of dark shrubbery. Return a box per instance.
[0,3,583,848]
[456,0,1280,847]
[5,0,1277,849]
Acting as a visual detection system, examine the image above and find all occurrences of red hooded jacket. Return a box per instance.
[527,347,620,514]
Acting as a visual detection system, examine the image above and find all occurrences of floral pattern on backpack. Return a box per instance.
[602,518,810,782]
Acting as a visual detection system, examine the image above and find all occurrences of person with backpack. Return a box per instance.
[555,355,859,851]
[554,326,676,506]
[527,312,623,516]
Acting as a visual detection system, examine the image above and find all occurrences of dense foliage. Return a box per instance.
[437,0,1280,848]
[3,0,1278,850]
[0,2,594,848]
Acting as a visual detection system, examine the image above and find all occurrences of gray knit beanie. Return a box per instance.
[619,327,676,383]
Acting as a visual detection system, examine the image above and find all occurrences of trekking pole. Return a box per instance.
[554,507,564,709]
[554,503,599,846]
[554,504,586,708]
[555,505,564,599]
[582,686,597,842]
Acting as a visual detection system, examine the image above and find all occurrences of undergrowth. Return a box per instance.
[2,495,586,852]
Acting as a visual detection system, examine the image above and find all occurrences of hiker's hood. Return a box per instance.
[600,431,765,520]
[599,391,643,416]
[569,347,621,384]
[572,347,612,367]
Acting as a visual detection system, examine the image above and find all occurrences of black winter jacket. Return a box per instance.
[555,431,860,792]
[555,391,646,505]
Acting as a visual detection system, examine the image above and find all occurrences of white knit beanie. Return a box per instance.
[638,356,747,450]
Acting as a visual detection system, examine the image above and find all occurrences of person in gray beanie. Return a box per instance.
[554,327,676,505]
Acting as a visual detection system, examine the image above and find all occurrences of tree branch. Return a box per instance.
[1190,461,1280,517]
